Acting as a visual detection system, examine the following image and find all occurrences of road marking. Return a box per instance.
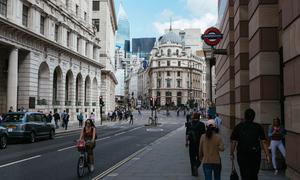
[57,145,75,152]
[0,155,41,168]
[96,136,111,142]
[91,147,147,180]
[114,132,126,136]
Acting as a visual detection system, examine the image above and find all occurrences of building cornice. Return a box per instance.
[0,17,104,69]
[102,70,118,84]
[109,0,118,31]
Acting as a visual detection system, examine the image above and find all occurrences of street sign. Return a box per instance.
[201,27,223,46]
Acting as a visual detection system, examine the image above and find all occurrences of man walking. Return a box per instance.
[63,111,69,130]
[53,111,60,129]
[185,112,206,176]
[214,113,222,133]
[230,108,270,180]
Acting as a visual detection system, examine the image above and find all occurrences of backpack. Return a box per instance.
[238,123,261,153]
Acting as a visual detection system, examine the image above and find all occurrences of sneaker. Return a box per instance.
[274,169,278,175]
[90,164,94,172]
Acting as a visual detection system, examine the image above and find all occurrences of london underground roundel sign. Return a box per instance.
[201,27,223,46]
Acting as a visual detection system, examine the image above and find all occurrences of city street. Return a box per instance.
[0,111,184,180]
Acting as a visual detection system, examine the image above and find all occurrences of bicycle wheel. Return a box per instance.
[77,156,85,177]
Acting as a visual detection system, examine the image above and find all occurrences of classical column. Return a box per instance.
[7,48,18,111]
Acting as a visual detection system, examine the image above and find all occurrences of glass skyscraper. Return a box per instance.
[116,1,130,50]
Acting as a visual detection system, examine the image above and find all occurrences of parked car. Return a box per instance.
[1,112,55,143]
[0,126,8,149]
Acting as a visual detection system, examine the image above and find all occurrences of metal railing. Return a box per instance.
[65,101,72,106]
[53,100,60,106]
[37,99,47,105]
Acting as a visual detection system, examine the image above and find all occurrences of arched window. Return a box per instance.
[176,49,179,56]
[167,49,171,57]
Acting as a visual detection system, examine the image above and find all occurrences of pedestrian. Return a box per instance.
[199,119,224,180]
[129,107,134,125]
[53,111,60,129]
[77,112,84,127]
[8,106,13,112]
[0,113,4,123]
[47,111,53,123]
[89,112,96,123]
[268,117,286,175]
[63,111,70,130]
[185,112,206,176]
[230,108,270,180]
[214,113,222,133]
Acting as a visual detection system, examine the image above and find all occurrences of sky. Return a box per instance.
[114,0,218,39]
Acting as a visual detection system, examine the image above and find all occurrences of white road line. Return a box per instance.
[91,147,147,180]
[114,132,126,136]
[57,146,75,152]
[96,136,111,142]
[0,155,41,168]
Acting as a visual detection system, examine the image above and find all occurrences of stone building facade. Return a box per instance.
[0,0,103,121]
[149,29,206,107]
[92,0,118,114]
[215,0,300,178]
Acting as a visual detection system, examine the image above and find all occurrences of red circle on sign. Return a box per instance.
[202,27,222,46]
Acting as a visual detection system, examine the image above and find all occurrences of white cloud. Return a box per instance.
[186,0,218,17]
[153,13,217,35]
[153,0,218,35]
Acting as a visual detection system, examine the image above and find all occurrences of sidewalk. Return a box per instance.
[101,124,288,180]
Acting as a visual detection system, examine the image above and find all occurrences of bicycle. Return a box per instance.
[76,140,92,177]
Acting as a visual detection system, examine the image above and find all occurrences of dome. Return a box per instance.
[159,30,182,45]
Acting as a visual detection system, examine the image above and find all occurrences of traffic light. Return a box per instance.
[150,97,153,107]
[99,96,105,106]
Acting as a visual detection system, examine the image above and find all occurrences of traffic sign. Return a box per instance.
[201,27,223,46]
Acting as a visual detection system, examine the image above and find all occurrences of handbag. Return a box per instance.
[230,160,239,180]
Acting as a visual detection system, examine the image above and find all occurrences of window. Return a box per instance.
[22,5,29,27]
[40,15,45,35]
[166,79,171,88]
[65,0,69,8]
[158,61,161,67]
[161,49,163,55]
[77,37,80,52]
[177,71,180,77]
[93,46,96,59]
[158,72,161,77]
[92,1,100,11]
[85,42,88,56]
[67,31,70,47]
[0,0,7,17]
[178,61,181,66]
[167,71,170,76]
[167,49,171,57]
[92,19,100,32]
[76,4,79,16]
[157,79,161,88]
[84,12,87,21]
[54,24,59,42]
[176,49,179,56]
[167,61,170,66]
[177,80,181,88]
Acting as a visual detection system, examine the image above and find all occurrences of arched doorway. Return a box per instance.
[37,62,50,105]
[177,92,182,106]
[53,66,63,105]
[76,73,83,106]
[65,70,74,106]
[84,76,91,106]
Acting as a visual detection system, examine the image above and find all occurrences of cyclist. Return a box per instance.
[79,119,96,172]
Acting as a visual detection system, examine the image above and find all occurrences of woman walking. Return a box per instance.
[268,117,286,175]
[199,120,224,180]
